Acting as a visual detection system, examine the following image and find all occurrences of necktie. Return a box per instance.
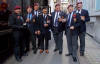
[55,12,59,27]
[27,14,30,27]
[78,10,81,14]
[43,14,46,24]
[29,14,31,20]
[43,14,45,19]
[28,13,32,20]
[68,13,71,26]
[36,11,38,17]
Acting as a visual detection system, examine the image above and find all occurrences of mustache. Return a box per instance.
[78,7,81,8]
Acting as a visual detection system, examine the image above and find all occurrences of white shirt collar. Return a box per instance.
[76,9,82,14]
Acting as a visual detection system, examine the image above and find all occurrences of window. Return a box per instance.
[61,0,68,3]
[96,0,100,11]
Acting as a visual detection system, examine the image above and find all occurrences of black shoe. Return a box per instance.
[23,53,28,56]
[65,53,72,56]
[16,57,22,62]
[38,47,41,49]
[32,47,35,50]
[54,49,58,52]
[33,48,37,54]
[73,57,77,62]
[80,52,84,56]
[59,51,62,55]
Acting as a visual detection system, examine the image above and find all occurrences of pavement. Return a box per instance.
[3,34,100,64]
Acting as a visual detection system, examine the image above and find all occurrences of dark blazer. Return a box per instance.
[39,14,51,40]
[32,10,42,31]
[24,13,38,34]
[65,11,81,35]
[77,9,90,33]
[51,11,66,33]
[9,13,24,31]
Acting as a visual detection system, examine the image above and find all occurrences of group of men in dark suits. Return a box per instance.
[50,1,90,62]
[8,1,90,62]
[65,2,90,62]
[8,3,51,62]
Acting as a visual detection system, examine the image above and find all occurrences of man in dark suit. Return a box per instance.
[24,6,37,54]
[39,7,51,54]
[76,1,90,56]
[51,4,65,54]
[9,6,24,62]
[32,3,41,54]
[65,5,80,62]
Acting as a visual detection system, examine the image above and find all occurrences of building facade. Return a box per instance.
[82,0,100,43]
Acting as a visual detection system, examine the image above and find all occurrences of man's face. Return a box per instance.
[68,6,73,13]
[14,9,21,14]
[77,3,82,10]
[55,6,60,12]
[43,8,47,14]
[34,6,39,10]
[27,7,32,13]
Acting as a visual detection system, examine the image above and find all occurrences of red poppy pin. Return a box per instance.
[73,14,76,18]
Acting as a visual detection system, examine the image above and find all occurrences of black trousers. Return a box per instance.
[52,30,63,52]
[37,35,41,48]
[79,32,86,53]
[13,31,23,59]
[30,33,36,50]
[23,28,30,53]
[40,34,49,50]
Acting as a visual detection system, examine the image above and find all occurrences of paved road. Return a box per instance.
[3,34,100,64]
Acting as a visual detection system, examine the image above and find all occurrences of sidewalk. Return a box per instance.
[3,34,100,64]
[82,35,100,64]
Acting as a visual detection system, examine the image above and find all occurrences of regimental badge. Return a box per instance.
[73,14,77,22]
[74,18,77,22]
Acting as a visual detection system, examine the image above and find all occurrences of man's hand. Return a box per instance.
[47,20,50,23]
[81,16,85,21]
[17,16,20,19]
[44,24,48,27]
[48,14,51,16]
[58,18,62,22]
[37,30,41,35]
[62,19,66,23]
[35,31,38,35]
[74,18,77,22]
[70,26,75,30]
[26,18,30,22]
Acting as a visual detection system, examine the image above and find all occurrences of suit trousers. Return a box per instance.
[13,31,22,59]
[53,30,63,52]
[79,32,86,53]
[30,32,36,50]
[40,34,49,50]
[66,28,78,57]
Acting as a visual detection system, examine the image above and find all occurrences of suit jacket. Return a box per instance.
[24,13,38,34]
[77,9,90,33]
[32,10,42,31]
[39,14,51,40]
[9,13,24,31]
[65,11,80,35]
[51,11,66,33]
